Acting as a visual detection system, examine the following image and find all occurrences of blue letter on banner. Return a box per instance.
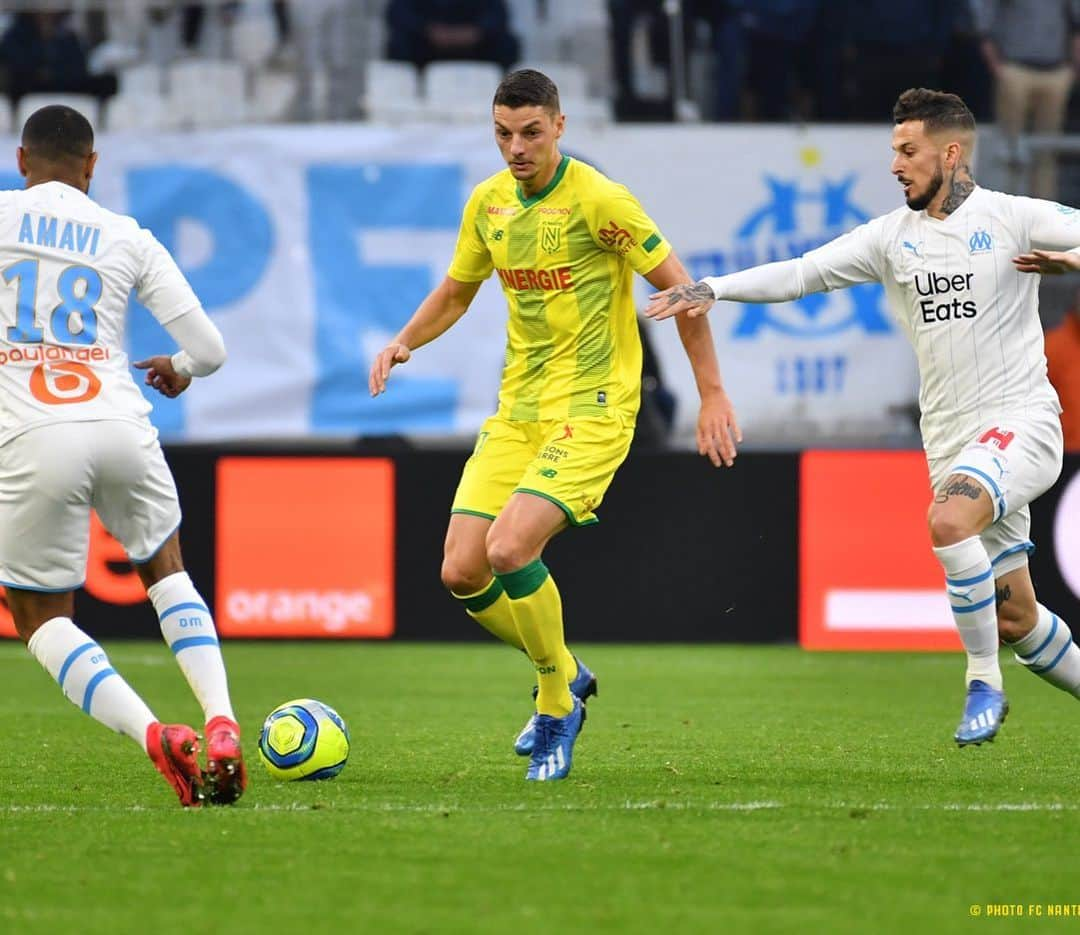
[126,166,273,436]
[307,163,461,433]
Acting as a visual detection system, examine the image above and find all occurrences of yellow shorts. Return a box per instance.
[451,413,635,526]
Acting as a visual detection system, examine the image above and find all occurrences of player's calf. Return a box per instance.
[933,535,1002,690]
[1006,605,1080,697]
[147,570,238,725]
[26,614,158,744]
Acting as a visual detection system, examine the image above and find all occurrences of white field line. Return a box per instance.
[3,801,1079,815]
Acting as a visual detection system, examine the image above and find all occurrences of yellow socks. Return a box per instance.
[452,577,524,651]
[495,559,574,717]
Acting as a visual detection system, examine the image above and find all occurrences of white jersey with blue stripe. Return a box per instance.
[802,186,1067,458]
[0,181,201,445]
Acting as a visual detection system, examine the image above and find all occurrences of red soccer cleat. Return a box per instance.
[146,722,206,807]
[205,716,247,805]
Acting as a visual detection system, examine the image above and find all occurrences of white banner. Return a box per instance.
[0,123,919,442]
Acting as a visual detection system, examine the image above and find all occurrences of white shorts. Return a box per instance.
[928,410,1064,577]
[0,420,182,591]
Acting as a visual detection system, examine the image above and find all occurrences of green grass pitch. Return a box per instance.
[2,641,1079,934]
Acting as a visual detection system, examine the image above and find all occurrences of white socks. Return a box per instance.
[25,573,235,754]
[1008,605,1080,697]
[148,571,236,723]
[933,536,1002,689]
[27,617,156,751]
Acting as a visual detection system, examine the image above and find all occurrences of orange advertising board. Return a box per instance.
[215,457,395,638]
[800,450,962,651]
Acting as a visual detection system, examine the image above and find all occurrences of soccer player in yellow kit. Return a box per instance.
[369,69,739,781]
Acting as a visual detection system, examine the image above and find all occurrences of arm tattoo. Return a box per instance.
[940,164,975,216]
[665,282,716,307]
[995,584,1011,608]
[934,477,983,502]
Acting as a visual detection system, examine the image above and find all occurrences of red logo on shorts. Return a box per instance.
[558,424,573,441]
[979,427,1015,450]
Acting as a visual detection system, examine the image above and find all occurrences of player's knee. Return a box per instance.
[927,503,977,548]
[485,533,532,576]
[440,557,489,596]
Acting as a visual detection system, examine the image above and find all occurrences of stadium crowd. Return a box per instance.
[0,1,1077,129]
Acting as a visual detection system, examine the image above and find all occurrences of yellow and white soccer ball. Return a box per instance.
[257,698,350,781]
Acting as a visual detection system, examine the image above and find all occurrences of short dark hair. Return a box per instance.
[893,88,975,136]
[493,69,560,114]
[21,105,94,163]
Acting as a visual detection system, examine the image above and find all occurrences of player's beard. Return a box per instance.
[906,165,944,211]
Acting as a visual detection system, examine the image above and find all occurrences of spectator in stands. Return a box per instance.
[843,0,953,121]
[0,12,117,105]
[178,2,290,54]
[939,0,994,124]
[975,0,1080,200]
[1046,297,1080,451]
[385,0,519,72]
[739,0,823,121]
[607,0,743,121]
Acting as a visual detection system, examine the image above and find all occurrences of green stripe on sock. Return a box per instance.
[496,560,550,600]
[454,578,504,613]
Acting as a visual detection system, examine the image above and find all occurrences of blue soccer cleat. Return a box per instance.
[514,656,597,756]
[954,680,1009,747]
[526,696,585,781]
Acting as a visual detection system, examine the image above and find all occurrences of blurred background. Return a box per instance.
[0,0,1077,646]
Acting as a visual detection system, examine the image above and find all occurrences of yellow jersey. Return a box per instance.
[447,156,671,423]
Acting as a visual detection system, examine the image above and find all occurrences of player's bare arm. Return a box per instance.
[369,275,481,396]
[1012,248,1080,275]
[133,356,191,398]
[644,253,741,467]
[643,280,716,321]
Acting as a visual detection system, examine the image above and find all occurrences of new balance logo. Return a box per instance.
[537,744,567,781]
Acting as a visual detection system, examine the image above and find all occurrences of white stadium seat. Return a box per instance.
[422,62,503,122]
[118,62,165,98]
[167,60,248,128]
[252,71,299,123]
[16,94,100,132]
[362,60,423,123]
[103,92,172,132]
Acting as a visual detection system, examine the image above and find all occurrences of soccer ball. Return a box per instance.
[257,699,350,781]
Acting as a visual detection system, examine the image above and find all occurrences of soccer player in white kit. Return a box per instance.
[646,88,1080,747]
[0,106,245,805]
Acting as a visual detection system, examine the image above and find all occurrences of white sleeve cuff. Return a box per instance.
[170,351,194,379]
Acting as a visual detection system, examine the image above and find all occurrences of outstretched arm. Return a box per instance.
[369,275,482,396]
[644,253,741,467]
[645,256,826,321]
[644,220,882,321]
